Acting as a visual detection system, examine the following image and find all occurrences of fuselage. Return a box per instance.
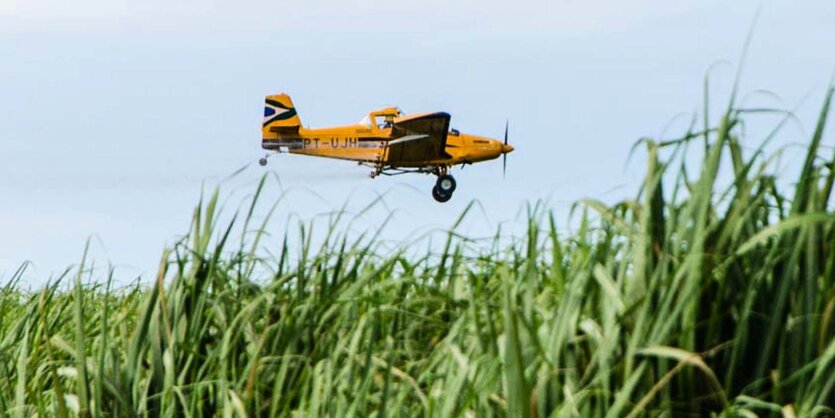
[262,121,512,168]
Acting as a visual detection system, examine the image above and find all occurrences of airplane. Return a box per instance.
[259,93,514,202]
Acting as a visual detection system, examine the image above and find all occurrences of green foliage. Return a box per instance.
[1,88,835,417]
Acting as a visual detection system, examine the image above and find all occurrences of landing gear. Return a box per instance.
[436,174,456,194]
[432,173,456,203]
[259,155,268,166]
[432,185,452,202]
[359,163,459,202]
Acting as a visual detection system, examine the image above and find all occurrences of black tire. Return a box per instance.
[436,174,456,194]
[432,186,452,203]
[259,157,268,167]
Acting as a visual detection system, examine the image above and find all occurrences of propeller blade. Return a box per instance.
[503,154,507,178]
[504,120,508,145]
[503,120,509,178]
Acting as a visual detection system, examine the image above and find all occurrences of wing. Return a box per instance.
[386,112,451,164]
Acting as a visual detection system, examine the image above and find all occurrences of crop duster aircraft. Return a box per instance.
[260,93,514,202]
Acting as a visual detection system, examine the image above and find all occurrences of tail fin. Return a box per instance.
[262,93,301,136]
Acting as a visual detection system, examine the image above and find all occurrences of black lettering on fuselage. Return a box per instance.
[316,137,361,149]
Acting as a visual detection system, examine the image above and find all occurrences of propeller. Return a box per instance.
[502,120,509,178]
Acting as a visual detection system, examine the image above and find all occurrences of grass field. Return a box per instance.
[1,85,835,417]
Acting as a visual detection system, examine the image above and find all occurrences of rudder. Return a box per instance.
[262,93,301,136]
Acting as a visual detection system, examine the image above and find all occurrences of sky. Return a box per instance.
[1,0,834,285]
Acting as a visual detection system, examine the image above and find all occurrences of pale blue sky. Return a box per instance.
[2,1,834,283]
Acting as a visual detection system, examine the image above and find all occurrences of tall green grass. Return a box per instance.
[1,86,834,417]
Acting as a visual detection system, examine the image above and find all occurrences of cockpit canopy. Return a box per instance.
[359,107,402,129]
[358,114,374,128]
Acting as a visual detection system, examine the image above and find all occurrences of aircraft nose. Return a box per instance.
[501,144,515,154]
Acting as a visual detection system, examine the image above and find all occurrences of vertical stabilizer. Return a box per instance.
[262,93,301,137]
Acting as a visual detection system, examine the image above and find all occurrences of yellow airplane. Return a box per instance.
[260,93,514,202]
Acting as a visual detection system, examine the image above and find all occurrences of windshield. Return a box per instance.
[359,115,373,127]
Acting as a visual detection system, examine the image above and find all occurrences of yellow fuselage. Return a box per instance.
[262,124,508,168]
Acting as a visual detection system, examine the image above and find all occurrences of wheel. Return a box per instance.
[436,174,456,194]
[259,157,268,167]
[432,185,452,203]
